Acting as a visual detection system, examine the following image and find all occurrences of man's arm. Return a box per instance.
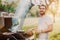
[40,24,53,33]
[40,16,53,33]
[26,24,53,35]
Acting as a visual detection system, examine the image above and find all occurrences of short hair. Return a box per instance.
[38,4,47,9]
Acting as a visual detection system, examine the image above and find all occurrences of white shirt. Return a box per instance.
[38,14,53,31]
[37,14,53,40]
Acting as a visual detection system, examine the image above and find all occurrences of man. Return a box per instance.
[26,5,53,40]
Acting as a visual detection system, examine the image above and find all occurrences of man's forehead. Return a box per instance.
[40,6,46,8]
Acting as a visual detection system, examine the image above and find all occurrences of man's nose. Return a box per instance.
[40,9,43,11]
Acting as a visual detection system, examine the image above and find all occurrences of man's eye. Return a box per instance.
[40,8,45,9]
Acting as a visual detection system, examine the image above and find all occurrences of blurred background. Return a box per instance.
[0,0,60,40]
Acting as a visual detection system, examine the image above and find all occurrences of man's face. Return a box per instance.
[39,6,46,15]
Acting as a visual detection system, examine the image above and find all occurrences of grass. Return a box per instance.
[49,22,60,40]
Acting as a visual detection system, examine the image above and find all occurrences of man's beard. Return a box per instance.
[40,12,45,16]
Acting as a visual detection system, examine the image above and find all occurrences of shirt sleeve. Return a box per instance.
[46,16,53,25]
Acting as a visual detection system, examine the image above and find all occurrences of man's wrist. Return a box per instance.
[39,30,43,33]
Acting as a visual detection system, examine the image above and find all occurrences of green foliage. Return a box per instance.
[29,5,39,17]
[0,0,15,13]
[50,33,60,40]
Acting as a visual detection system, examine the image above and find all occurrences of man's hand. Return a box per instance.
[25,30,33,36]
[25,28,39,35]
[32,28,41,34]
